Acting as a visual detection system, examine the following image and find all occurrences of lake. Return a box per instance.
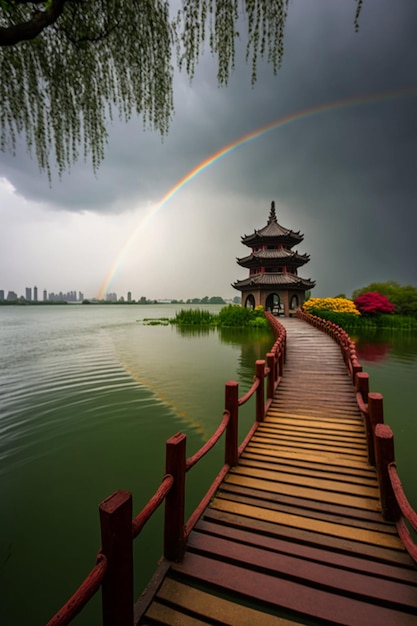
[0,305,416,625]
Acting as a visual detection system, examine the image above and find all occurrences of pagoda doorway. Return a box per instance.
[265,293,281,315]
[244,294,255,309]
[290,294,299,312]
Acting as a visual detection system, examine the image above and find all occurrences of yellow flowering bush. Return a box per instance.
[303,297,360,316]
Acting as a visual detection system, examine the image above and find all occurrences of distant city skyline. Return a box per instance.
[1,286,85,302]
[0,285,235,303]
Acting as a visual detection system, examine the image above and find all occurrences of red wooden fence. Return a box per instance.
[46,313,286,625]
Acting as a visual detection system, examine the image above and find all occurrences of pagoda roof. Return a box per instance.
[237,248,310,268]
[241,201,303,246]
[233,273,316,291]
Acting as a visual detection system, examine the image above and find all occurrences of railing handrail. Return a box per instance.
[238,378,260,406]
[46,554,108,626]
[47,312,287,625]
[186,410,230,471]
[297,308,417,565]
[132,474,174,538]
[388,462,417,533]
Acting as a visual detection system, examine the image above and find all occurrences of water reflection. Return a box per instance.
[354,331,417,365]
[355,339,391,363]
[351,329,417,513]
[173,325,216,337]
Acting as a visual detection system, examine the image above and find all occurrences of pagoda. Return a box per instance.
[233,201,315,316]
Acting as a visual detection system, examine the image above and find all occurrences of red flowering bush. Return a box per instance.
[354,292,395,315]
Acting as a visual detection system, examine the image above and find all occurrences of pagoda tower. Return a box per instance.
[233,201,315,316]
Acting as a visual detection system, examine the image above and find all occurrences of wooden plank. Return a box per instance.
[238,457,379,486]
[228,465,380,498]
[245,444,371,468]
[242,447,376,477]
[185,532,417,609]
[216,488,398,534]
[194,519,417,584]
[267,409,362,422]
[254,428,367,446]
[264,417,365,432]
[255,428,367,443]
[172,553,417,626]
[210,498,402,548]
[223,472,381,511]
[203,507,413,567]
[151,578,301,625]
[262,422,365,437]
[145,602,208,626]
[250,435,368,457]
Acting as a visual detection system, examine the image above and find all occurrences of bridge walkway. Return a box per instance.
[139,318,417,625]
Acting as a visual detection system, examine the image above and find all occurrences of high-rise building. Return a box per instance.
[43,289,47,301]
[0,290,4,301]
[25,287,32,301]
[34,286,38,302]
[127,291,132,302]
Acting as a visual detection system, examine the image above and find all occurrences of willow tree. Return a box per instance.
[0,0,363,175]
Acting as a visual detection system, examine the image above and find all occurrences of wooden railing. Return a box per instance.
[46,313,286,626]
[296,309,417,565]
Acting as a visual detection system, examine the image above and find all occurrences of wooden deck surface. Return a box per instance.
[138,318,417,625]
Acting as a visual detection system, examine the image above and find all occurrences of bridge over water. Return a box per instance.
[48,314,417,626]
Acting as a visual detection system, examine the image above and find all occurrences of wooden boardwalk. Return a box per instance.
[139,318,417,626]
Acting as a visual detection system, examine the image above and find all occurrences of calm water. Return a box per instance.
[353,330,417,511]
[0,306,416,625]
[0,305,272,625]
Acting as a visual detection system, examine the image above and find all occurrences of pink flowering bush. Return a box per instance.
[354,292,395,315]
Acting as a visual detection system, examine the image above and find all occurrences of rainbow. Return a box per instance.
[97,86,417,299]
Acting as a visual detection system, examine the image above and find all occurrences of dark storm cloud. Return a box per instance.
[1,0,417,300]
[2,0,416,214]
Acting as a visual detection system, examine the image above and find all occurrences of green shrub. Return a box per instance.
[170,308,216,326]
[217,305,269,328]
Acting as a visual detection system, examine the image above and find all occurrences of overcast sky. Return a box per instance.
[1,0,416,301]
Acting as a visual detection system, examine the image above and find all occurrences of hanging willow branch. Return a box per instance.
[0,0,364,176]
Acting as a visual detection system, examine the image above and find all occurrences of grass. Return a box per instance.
[170,305,269,328]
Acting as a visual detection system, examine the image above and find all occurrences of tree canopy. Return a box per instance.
[0,0,363,176]
[352,281,417,317]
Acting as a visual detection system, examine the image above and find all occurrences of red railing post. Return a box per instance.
[368,392,384,467]
[374,423,398,522]
[267,352,275,399]
[351,361,362,384]
[225,381,239,466]
[99,490,133,626]
[164,432,186,562]
[355,372,372,462]
[256,360,265,422]
[272,343,278,376]
[355,371,369,402]
[278,344,286,376]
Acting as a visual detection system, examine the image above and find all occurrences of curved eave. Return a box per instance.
[237,250,310,268]
[241,227,304,247]
[233,273,316,291]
